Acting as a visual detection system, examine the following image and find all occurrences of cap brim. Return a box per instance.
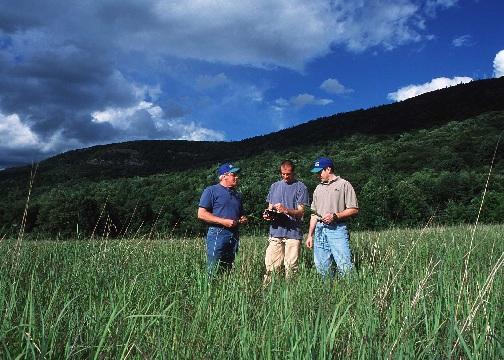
[229,167,240,173]
[310,167,323,173]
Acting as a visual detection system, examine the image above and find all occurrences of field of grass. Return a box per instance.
[1,224,502,359]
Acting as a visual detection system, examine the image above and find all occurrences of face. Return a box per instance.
[280,165,295,183]
[317,167,331,182]
[221,172,238,187]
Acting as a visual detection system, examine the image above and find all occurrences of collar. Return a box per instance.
[320,175,340,185]
[218,183,235,190]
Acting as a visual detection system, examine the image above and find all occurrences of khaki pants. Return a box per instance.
[264,237,300,281]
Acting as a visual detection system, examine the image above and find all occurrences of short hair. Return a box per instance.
[280,159,295,171]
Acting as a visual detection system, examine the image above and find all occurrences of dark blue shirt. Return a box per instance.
[199,184,244,221]
[266,180,309,240]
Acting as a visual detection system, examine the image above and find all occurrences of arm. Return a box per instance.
[321,207,359,224]
[263,203,274,220]
[333,207,359,221]
[272,203,305,219]
[305,214,318,249]
[197,207,236,228]
[238,215,248,225]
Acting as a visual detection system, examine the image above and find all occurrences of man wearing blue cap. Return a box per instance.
[198,163,248,276]
[306,157,359,278]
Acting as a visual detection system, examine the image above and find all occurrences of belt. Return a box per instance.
[316,220,345,225]
[209,224,238,231]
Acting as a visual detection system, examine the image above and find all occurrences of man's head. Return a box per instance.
[280,159,295,183]
[218,163,240,188]
[310,157,334,182]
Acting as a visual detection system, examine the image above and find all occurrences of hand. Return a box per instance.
[305,235,313,249]
[273,203,287,214]
[321,212,334,224]
[238,215,248,225]
[222,219,237,228]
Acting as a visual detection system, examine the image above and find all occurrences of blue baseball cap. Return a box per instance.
[310,157,334,173]
[217,163,241,176]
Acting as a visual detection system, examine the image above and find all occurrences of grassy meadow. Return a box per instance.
[1,224,503,359]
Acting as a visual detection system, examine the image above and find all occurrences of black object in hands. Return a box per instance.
[263,209,283,221]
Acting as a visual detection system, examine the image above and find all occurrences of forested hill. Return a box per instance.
[2,77,504,186]
[244,77,504,149]
[0,78,503,237]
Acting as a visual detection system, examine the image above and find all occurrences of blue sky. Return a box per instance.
[0,0,503,169]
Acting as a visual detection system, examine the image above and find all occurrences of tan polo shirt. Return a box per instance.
[311,176,359,217]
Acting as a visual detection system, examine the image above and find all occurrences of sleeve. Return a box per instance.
[198,187,213,210]
[297,183,310,206]
[266,183,274,204]
[310,187,317,212]
[344,182,359,209]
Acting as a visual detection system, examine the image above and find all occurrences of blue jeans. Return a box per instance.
[313,223,353,278]
[206,226,239,276]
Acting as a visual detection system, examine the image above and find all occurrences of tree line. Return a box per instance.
[0,112,502,239]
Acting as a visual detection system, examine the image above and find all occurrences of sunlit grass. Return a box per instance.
[1,224,503,358]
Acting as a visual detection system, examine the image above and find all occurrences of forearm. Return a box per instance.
[273,203,305,219]
[197,208,226,226]
[286,207,304,219]
[308,215,318,236]
[333,208,359,221]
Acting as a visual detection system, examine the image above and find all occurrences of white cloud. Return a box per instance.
[320,78,353,94]
[336,1,422,52]
[0,113,86,159]
[3,1,460,71]
[452,34,474,47]
[147,0,337,69]
[92,101,224,141]
[493,50,504,78]
[425,0,459,16]
[295,94,332,107]
[177,123,225,141]
[274,98,289,108]
[388,76,473,101]
[195,73,230,91]
[272,93,333,111]
[237,85,264,103]
[118,0,455,69]
[92,101,157,130]
[0,0,463,167]
[0,113,40,149]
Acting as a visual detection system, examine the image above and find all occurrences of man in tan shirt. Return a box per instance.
[306,157,359,278]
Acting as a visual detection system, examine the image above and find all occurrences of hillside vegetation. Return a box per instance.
[0,78,503,237]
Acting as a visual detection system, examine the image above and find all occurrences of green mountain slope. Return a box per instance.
[0,78,503,237]
[2,77,504,185]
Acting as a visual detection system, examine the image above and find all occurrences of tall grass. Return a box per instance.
[0,224,502,358]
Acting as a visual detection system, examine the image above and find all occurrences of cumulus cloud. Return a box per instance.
[387,76,473,101]
[493,50,504,78]
[452,34,475,47]
[91,100,224,141]
[0,113,40,149]
[425,0,459,16]
[1,0,454,70]
[291,94,333,108]
[320,78,353,94]
[0,0,460,167]
[334,2,422,52]
[0,112,82,168]
[274,94,333,109]
[195,73,230,91]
